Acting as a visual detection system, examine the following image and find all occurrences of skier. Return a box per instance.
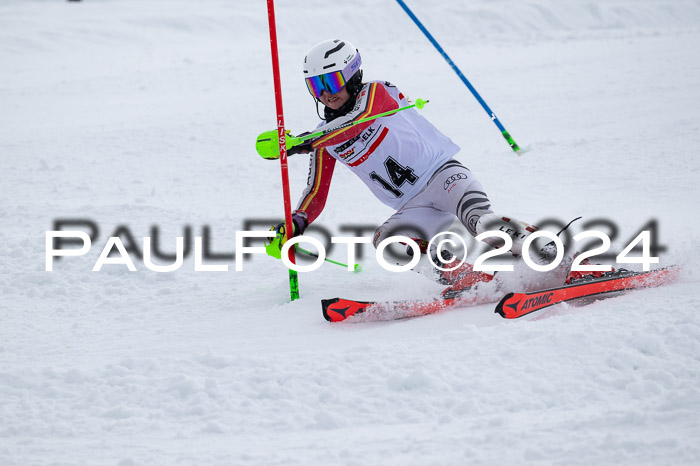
[263,39,541,295]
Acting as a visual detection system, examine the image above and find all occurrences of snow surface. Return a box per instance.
[2,0,700,464]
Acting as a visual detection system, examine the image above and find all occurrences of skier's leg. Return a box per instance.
[370,160,536,289]
[372,201,494,286]
[425,160,539,255]
[370,161,493,285]
[372,202,475,281]
[372,205,454,257]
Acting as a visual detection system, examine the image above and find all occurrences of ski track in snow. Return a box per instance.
[2,0,700,464]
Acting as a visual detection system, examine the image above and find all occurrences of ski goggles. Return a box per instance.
[305,70,347,99]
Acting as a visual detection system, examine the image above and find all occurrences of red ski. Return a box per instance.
[495,266,680,319]
[323,266,680,323]
[322,293,496,323]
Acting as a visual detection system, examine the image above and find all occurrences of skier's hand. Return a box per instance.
[288,139,313,156]
[288,131,313,155]
[265,213,308,259]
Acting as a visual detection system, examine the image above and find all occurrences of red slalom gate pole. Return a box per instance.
[266,0,299,300]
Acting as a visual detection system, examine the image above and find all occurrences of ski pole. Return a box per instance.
[296,247,362,272]
[395,0,521,153]
[265,238,362,272]
[256,99,429,159]
[296,98,428,145]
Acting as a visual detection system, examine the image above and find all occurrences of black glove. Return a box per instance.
[288,138,313,156]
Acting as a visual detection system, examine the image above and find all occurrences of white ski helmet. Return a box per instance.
[303,39,362,99]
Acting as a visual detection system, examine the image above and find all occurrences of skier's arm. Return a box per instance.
[266,147,335,256]
[311,82,399,149]
[294,147,337,226]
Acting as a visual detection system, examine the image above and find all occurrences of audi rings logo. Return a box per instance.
[444,173,468,190]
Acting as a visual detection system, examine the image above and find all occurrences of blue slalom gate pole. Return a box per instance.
[396,0,521,153]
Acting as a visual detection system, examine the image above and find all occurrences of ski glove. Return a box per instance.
[288,140,313,156]
[265,212,308,259]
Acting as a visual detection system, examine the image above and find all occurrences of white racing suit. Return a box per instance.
[295,80,530,259]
